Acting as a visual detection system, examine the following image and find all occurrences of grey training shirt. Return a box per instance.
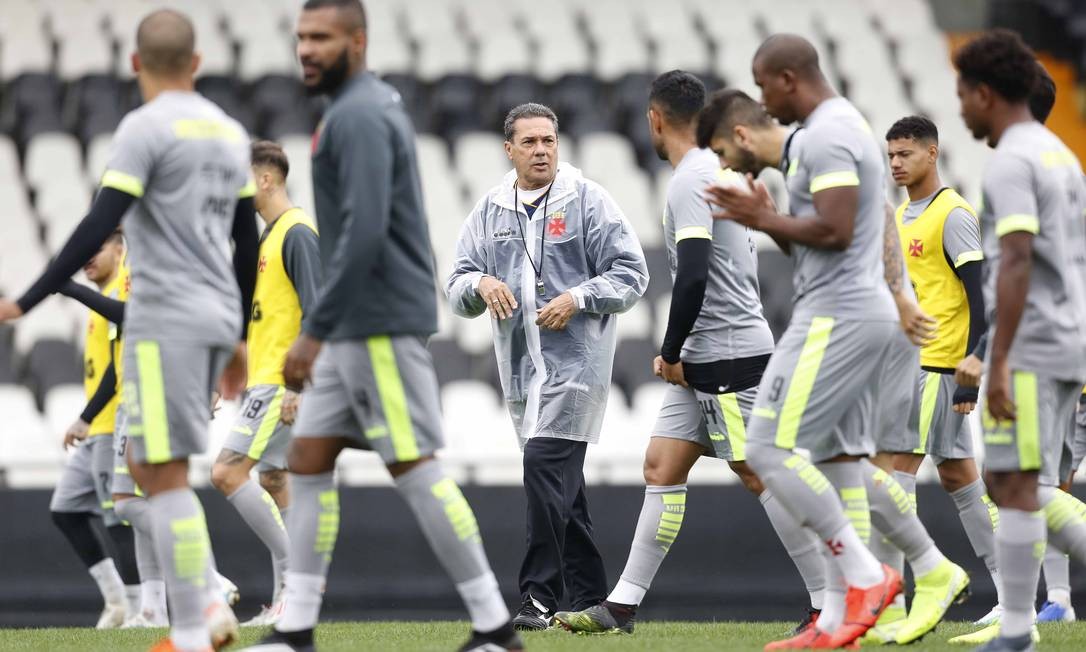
[663,148,774,362]
[979,121,1086,381]
[784,97,897,321]
[102,91,251,346]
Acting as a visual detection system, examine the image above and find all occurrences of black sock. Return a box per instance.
[106,524,139,585]
[51,511,108,568]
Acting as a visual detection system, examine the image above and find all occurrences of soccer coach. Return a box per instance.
[447,103,649,630]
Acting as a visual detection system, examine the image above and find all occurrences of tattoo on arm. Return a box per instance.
[882,201,905,294]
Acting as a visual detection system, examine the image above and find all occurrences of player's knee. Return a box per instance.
[937,464,971,493]
[729,461,764,495]
[984,470,1039,510]
[210,462,244,494]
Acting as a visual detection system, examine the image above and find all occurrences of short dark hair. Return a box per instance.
[503,103,559,141]
[251,140,290,179]
[953,29,1038,102]
[649,70,706,126]
[105,228,124,246]
[885,115,939,144]
[695,89,773,149]
[302,0,366,31]
[1029,62,1056,123]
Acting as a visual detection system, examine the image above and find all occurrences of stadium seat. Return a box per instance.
[428,75,485,140]
[0,384,59,488]
[453,132,510,201]
[24,132,85,194]
[43,384,86,437]
[50,3,114,80]
[13,297,76,357]
[481,75,547,133]
[596,383,654,484]
[24,339,82,402]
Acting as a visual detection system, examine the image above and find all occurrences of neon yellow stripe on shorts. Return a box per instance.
[135,341,170,463]
[717,393,746,461]
[915,371,940,454]
[776,317,835,449]
[367,336,420,461]
[248,386,286,460]
[1014,371,1040,470]
[809,171,859,193]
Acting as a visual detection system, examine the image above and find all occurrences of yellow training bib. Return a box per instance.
[85,265,128,435]
[896,188,979,368]
[248,208,317,387]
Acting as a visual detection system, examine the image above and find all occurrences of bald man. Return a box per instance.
[704,34,958,648]
[0,9,259,652]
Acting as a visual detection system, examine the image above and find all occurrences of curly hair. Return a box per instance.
[953,29,1038,102]
[885,115,938,144]
[649,70,707,125]
[1030,62,1056,123]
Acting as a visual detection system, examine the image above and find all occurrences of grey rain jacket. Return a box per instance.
[446,164,649,446]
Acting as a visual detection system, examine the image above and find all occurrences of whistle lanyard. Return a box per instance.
[513,179,555,295]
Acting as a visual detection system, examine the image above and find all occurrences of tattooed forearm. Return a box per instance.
[883,200,905,294]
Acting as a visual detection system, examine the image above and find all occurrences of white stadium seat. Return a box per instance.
[44,384,87,437]
[13,297,78,356]
[24,133,84,194]
[0,384,60,487]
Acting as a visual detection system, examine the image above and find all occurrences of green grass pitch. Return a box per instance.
[1,621,1085,651]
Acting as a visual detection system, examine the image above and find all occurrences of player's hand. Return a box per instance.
[536,291,578,331]
[280,389,300,426]
[704,175,772,229]
[894,293,937,346]
[654,355,688,387]
[478,275,518,320]
[955,353,983,388]
[952,385,978,415]
[63,419,90,450]
[986,358,1015,421]
[283,333,323,390]
[219,342,247,401]
[0,299,24,323]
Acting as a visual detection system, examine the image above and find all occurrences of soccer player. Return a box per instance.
[884,115,1002,626]
[954,30,1086,652]
[245,2,518,651]
[701,86,967,646]
[702,35,947,648]
[47,230,140,628]
[0,9,259,652]
[210,140,321,626]
[551,70,825,636]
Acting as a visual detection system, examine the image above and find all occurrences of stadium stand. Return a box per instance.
[0,0,1001,487]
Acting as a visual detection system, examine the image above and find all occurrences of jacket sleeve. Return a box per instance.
[445,199,490,318]
[568,183,649,315]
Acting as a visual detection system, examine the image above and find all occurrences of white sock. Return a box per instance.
[991,568,1004,606]
[809,589,824,610]
[911,544,946,578]
[277,571,325,632]
[89,558,126,605]
[456,572,510,632]
[826,523,884,588]
[124,584,140,618]
[1048,588,1071,608]
[608,579,647,606]
[816,553,846,634]
[142,580,167,619]
[171,624,211,652]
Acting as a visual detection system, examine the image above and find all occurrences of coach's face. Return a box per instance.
[957,77,991,143]
[296,7,364,95]
[505,117,558,190]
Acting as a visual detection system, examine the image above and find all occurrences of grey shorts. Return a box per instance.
[293,336,443,465]
[221,384,291,472]
[876,332,920,454]
[913,370,974,463]
[748,316,898,463]
[123,340,231,465]
[111,405,140,496]
[50,435,119,526]
[1073,395,1086,473]
[982,371,1078,487]
[652,384,756,462]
